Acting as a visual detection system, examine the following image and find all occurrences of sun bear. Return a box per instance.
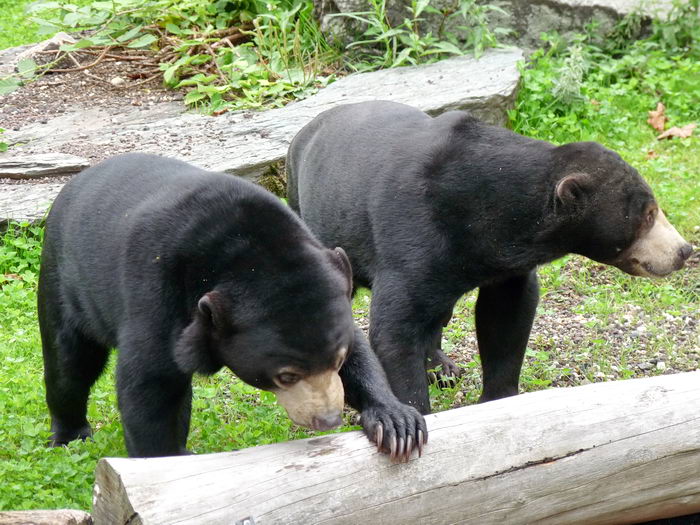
[39,153,426,460]
[287,100,693,414]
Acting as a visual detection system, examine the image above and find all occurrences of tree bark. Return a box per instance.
[93,371,700,525]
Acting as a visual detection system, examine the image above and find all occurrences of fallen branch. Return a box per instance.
[93,371,700,525]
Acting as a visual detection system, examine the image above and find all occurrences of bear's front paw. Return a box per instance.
[360,403,428,463]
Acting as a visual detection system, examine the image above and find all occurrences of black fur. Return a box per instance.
[39,153,426,457]
[287,100,659,414]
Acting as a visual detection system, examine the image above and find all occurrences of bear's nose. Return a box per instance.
[679,243,693,261]
[312,411,343,431]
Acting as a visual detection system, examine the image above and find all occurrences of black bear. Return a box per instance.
[39,153,426,460]
[287,100,693,415]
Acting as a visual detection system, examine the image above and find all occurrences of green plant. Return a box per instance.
[651,0,700,56]
[0,0,337,110]
[0,0,89,50]
[0,223,43,278]
[170,0,336,110]
[332,0,506,70]
[0,128,8,152]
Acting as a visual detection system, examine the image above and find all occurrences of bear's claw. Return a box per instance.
[362,403,428,463]
[427,348,462,388]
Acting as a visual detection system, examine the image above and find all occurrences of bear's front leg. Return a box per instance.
[341,326,428,463]
[475,270,539,402]
[368,278,456,415]
[116,349,193,457]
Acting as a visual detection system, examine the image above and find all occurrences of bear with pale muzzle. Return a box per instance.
[39,153,426,461]
[286,100,694,415]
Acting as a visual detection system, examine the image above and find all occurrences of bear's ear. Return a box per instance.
[196,291,232,332]
[555,173,591,205]
[329,247,353,299]
[173,291,229,375]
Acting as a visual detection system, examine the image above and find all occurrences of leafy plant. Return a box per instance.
[165,0,336,110]
[333,0,506,70]
[0,128,8,152]
[5,0,335,110]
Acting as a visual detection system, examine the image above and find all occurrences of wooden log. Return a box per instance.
[93,372,700,525]
[0,510,92,525]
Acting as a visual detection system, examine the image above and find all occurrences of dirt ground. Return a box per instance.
[0,47,185,166]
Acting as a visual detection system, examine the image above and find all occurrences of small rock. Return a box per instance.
[656,361,666,371]
[110,76,126,87]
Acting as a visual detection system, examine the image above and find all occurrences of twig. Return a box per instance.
[62,52,112,85]
[114,72,161,88]
[80,49,151,61]
[47,46,111,73]
[204,42,228,83]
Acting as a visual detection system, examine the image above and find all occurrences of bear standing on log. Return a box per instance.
[287,100,693,415]
[39,153,426,460]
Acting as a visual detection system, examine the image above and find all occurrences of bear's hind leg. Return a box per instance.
[42,325,110,446]
[426,312,462,388]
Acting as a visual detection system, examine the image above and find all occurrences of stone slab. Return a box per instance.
[0,48,523,223]
[0,182,65,224]
[0,153,90,179]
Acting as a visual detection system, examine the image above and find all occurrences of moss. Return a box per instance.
[255,161,287,197]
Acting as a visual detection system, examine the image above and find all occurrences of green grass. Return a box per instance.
[0,0,42,50]
[1,1,699,514]
[0,0,91,50]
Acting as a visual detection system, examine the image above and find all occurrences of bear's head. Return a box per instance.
[552,142,693,277]
[174,246,354,431]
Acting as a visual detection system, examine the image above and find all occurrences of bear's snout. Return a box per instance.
[616,209,692,278]
[311,411,344,431]
[273,369,345,429]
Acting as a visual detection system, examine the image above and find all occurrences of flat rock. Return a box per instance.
[0,153,90,179]
[0,48,523,223]
[0,182,65,224]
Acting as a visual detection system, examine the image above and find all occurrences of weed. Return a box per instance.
[0,0,336,111]
[333,0,505,70]
[0,128,8,152]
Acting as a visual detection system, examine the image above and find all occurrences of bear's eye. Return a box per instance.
[276,372,301,386]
